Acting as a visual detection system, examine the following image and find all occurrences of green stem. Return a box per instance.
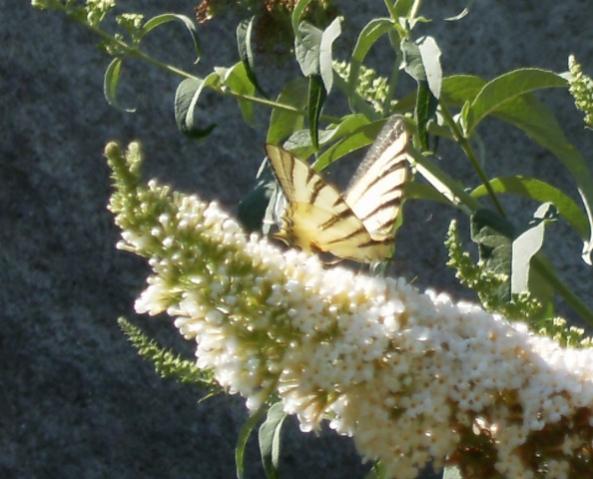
[67,12,324,118]
[440,103,506,216]
[532,257,593,326]
[409,0,424,20]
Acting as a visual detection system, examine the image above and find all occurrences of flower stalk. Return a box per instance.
[107,141,593,479]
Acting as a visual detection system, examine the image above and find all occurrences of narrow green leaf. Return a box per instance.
[236,16,266,97]
[221,62,257,125]
[308,75,326,150]
[511,203,558,294]
[444,0,475,21]
[142,13,201,63]
[238,175,277,232]
[174,75,218,138]
[236,406,266,479]
[267,78,308,144]
[258,402,287,479]
[466,68,567,133]
[103,57,135,112]
[471,176,588,241]
[319,16,342,93]
[415,80,438,149]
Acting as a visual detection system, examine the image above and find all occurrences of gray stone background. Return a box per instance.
[3,1,593,478]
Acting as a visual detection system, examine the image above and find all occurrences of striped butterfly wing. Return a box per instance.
[265,144,392,262]
[345,116,410,242]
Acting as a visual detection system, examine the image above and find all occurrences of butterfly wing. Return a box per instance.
[265,144,392,262]
[345,116,410,241]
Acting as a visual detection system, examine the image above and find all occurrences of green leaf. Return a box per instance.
[319,16,342,93]
[444,72,593,265]
[236,406,266,479]
[295,21,322,77]
[220,62,257,125]
[347,18,394,107]
[238,175,277,232]
[281,113,372,159]
[471,176,588,241]
[365,460,388,479]
[441,74,486,105]
[236,16,266,97]
[405,181,451,205]
[443,465,463,479]
[267,78,308,144]
[415,80,438,149]
[471,209,515,302]
[142,13,201,63]
[308,75,326,150]
[511,203,558,294]
[258,402,287,479]
[466,68,567,133]
[295,18,342,93]
[174,75,218,138]
[417,36,442,99]
[401,38,425,82]
[291,0,314,33]
[393,0,414,17]
[444,0,475,21]
[103,57,135,112]
[313,119,385,171]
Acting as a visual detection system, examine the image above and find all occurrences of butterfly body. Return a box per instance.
[266,116,410,263]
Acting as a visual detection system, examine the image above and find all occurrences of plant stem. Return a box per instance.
[409,0,424,20]
[440,103,506,216]
[67,12,324,118]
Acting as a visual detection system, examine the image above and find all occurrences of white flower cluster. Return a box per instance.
[129,191,593,479]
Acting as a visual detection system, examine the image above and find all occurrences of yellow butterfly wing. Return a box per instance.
[265,144,393,262]
[345,116,410,242]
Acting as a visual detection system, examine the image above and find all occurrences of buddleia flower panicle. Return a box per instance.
[107,142,593,479]
[568,55,593,130]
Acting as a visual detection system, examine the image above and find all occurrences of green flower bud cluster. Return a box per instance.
[445,219,591,347]
[333,60,396,115]
[568,55,593,130]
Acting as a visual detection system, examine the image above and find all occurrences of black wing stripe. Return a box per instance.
[325,226,368,244]
[309,179,325,204]
[361,197,403,222]
[353,160,408,199]
[319,208,356,230]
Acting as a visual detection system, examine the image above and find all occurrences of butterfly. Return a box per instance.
[265,115,411,263]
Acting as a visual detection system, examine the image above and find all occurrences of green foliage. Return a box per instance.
[118,317,219,388]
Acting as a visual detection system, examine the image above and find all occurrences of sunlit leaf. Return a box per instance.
[236,16,266,97]
[235,406,266,479]
[142,13,202,63]
[220,62,257,125]
[103,57,135,112]
[258,402,287,479]
[511,203,558,294]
